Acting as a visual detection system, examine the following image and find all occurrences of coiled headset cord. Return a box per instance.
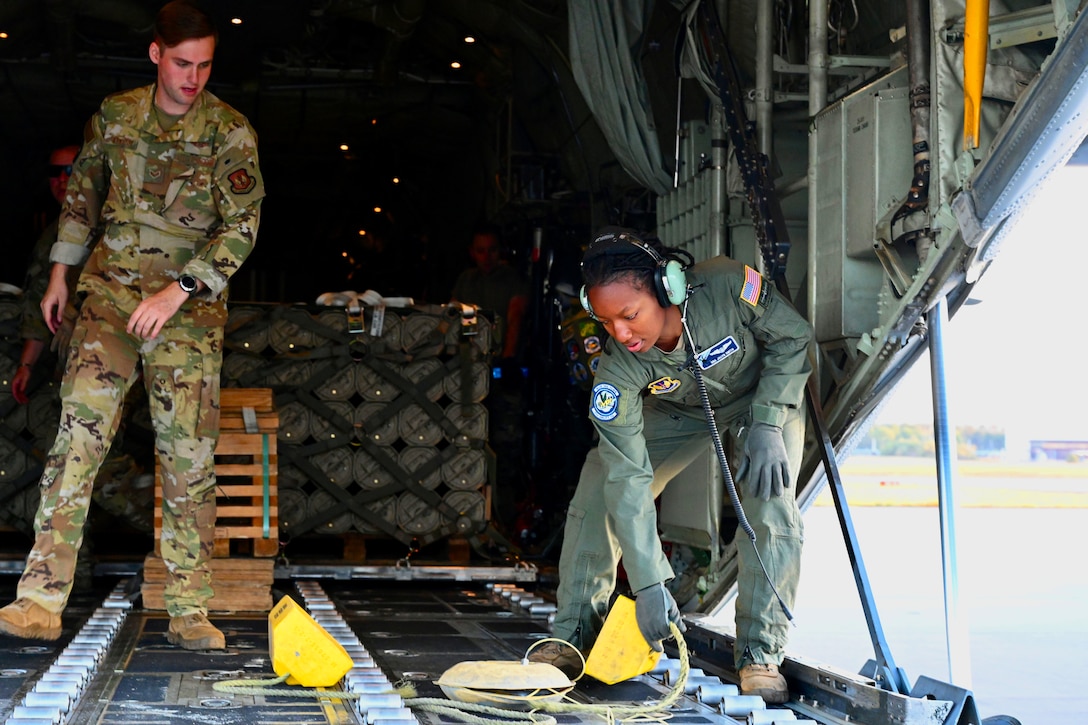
[679,293,795,625]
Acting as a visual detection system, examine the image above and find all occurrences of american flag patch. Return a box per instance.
[740,265,762,306]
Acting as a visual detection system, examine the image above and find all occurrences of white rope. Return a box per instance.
[212,623,691,725]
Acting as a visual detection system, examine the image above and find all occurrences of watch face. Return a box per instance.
[179,275,197,293]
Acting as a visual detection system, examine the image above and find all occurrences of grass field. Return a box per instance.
[813,455,1088,508]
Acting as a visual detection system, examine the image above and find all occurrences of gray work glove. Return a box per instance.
[737,422,790,501]
[634,582,686,651]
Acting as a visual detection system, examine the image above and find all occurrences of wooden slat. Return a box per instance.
[219,388,274,411]
[153,388,279,558]
[215,483,277,496]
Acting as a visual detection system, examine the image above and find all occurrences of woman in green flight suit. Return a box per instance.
[532,228,813,704]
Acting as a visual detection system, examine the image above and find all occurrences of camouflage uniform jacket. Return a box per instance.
[586,255,813,590]
[19,218,60,342]
[50,84,264,326]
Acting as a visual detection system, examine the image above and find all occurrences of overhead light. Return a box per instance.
[230,17,243,26]
[373,206,382,213]
[392,177,400,184]
[358,229,367,236]
[464,36,475,44]
[339,143,349,151]
[341,251,348,257]
[450,61,462,69]
[371,118,378,125]
[0,32,8,39]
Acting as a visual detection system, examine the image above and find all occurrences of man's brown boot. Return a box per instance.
[166,613,225,650]
[739,663,789,704]
[0,598,62,640]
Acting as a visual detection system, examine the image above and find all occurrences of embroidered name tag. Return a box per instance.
[696,336,739,370]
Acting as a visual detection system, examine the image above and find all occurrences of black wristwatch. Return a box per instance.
[178,273,199,296]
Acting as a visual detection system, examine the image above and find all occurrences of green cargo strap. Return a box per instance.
[243,405,272,539]
[262,433,271,538]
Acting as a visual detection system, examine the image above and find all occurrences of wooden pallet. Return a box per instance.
[154,388,280,558]
[141,553,274,612]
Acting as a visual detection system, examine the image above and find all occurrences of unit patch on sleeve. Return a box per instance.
[696,335,740,370]
[740,265,762,307]
[228,168,257,194]
[590,382,621,421]
[647,376,681,395]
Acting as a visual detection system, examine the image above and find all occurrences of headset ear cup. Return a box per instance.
[661,260,687,306]
[579,285,596,319]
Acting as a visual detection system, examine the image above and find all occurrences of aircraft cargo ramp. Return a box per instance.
[0,576,964,725]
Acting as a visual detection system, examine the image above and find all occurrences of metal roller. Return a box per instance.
[362,706,416,724]
[748,708,795,723]
[8,706,62,723]
[23,692,71,712]
[695,682,740,704]
[718,695,767,717]
[354,693,404,710]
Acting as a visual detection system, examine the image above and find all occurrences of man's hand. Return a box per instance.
[127,283,190,340]
[40,263,71,335]
[737,422,790,501]
[11,339,47,404]
[634,582,685,651]
[50,311,76,354]
[11,365,32,404]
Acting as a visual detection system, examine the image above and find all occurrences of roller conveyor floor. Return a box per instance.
[0,577,781,725]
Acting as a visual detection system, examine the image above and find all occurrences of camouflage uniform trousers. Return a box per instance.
[18,295,223,617]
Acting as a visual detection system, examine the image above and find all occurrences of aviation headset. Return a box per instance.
[579,230,688,319]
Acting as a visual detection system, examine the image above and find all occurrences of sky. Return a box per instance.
[872,163,1088,447]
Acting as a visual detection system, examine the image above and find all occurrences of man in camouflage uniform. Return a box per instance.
[0,0,264,650]
[11,145,82,404]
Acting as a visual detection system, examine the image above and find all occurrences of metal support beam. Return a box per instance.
[928,299,974,687]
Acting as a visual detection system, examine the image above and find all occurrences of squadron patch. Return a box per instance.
[584,335,601,355]
[696,335,740,370]
[740,265,762,307]
[590,382,621,421]
[647,376,681,395]
[228,168,257,194]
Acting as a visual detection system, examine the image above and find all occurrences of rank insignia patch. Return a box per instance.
[648,376,681,395]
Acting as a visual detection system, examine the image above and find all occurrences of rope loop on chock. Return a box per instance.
[211,621,690,725]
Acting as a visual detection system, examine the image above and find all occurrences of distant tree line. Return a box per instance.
[857,425,1005,459]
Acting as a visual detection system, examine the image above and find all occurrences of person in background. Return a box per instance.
[530,228,812,704]
[10,145,82,405]
[450,227,528,361]
[0,0,264,651]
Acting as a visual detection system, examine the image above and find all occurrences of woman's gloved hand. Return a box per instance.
[737,422,790,501]
[634,582,685,651]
